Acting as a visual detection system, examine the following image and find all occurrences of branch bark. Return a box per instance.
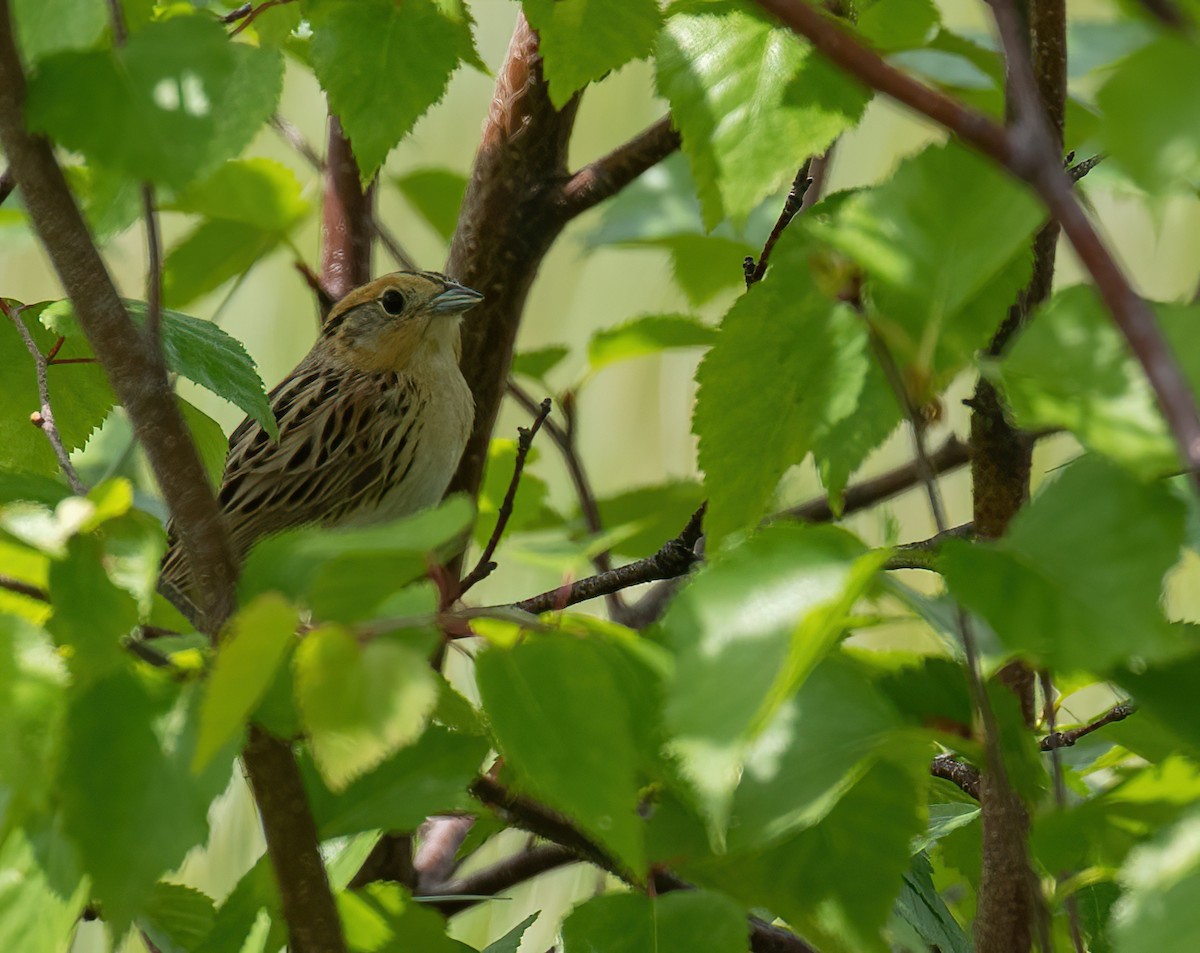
[321,113,374,303]
[0,8,346,950]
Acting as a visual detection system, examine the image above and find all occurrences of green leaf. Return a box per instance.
[139,882,217,953]
[0,304,115,478]
[1097,35,1200,193]
[809,142,1042,383]
[13,0,106,61]
[593,480,704,560]
[339,883,474,953]
[856,0,940,52]
[162,218,277,308]
[193,594,297,772]
[306,0,465,180]
[1112,809,1200,953]
[511,345,570,383]
[305,725,488,838]
[394,167,469,243]
[660,523,885,834]
[0,826,88,953]
[693,239,869,542]
[892,852,971,953]
[295,627,439,791]
[241,495,473,604]
[941,456,1186,672]
[194,856,282,953]
[59,670,209,933]
[177,397,229,490]
[523,0,662,108]
[561,890,747,953]
[657,4,869,227]
[484,913,540,953]
[661,234,758,306]
[998,287,1200,478]
[589,314,716,372]
[1116,653,1200,757]
[26,16,282,189]
[476,632,655,874]
[174,158,311,232]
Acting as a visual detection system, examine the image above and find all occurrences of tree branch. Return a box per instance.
[141,184,163,345]
[0,572,49,602]
[419,844,577,915]
[745,163,812,286]
[930,754,981,799]
[1040,701,1134,751]
[753,0,1200,490]
[321,113,374,303]
[0,8,345,950]
[458,397,552,597]
[556,115,681,220]
[1,299,88,494]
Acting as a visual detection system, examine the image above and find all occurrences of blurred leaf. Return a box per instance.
[305,725,488,838]
[809,142,1041,384]
[1097,36,1200,193]
[694,234,870,542]
[662,234,757,305]
[241,495,473,603]
[1067,18,1157,80]
[0,304,115,478]
[26,17,282,189]
[1116,652,1200,757]
[657,3,869,228]
[305,0,465,181]
[942,457,1186,672]
[339,882,474,953]
[393,167,469,242]
[998,287,1200,478]
[13,0,106,61]
[194,855,282,953]
[163,219,276,308]
[512,345,570,384]
[857,0,940,52]
[177,397,228,490]
[588,314,715,372]
[0,826,88,953]
[476,632,656,873]
[59,670,208,934]
[65,161,143,239]
[1112,809,1200,953]
[593,480,704,560]
[661,523,885,834]
[484,913,540,953]
[139,882,217,953]
[193,594,297,772]
[561,890,747,953]
[0,470,71,507]
[174,158,310,232]
[523,0,662,108]
[295,627,439,791]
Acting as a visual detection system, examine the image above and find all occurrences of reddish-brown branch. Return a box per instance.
[321,114,374,304]
[228,0,296,37]
[556,115,681,219]
[753,0,1200,489]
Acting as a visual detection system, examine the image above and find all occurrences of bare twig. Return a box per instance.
[270,114,324,171]
[753,0,1200,490]
[459,397,553,597]
[885,523,973,571]
[419,844,577,915]
[930,754,981,799]
[293,260,336,318]
[745,163,812,286]
[142,184,163,345]
[556,115,681,220]
[502,505,704,616]
[229,0,296,37]
[2,300,88,494]
[104,0,127,43]
[0,165,13,206]
[1040,701,1135,751]
[0,573,50,602]
[1067,153,1104,183]
[1040,672,1086,953]
[368,211,419,272]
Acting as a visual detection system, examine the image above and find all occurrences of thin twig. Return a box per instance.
[930,754,981,799]
[1040,701,1135,751]
[1040,672,1087,953]
[142,184,163,345]
[0,165,13,206]
[745,163,812,286]
[458,398,553,597]
[1067,153,1105,183]
[229,0,296,37]
[501,505,704,616]
[418,844,577,915]
[369,211,419,272]
[270,114,324,171]
[293,260,336,317]
[885,523,973,571]
[754,0,1200,490]
[0,573,50,602]
[104,0,127,43]
[2,300,87,494]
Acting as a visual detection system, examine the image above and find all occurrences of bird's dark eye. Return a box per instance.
[380,289,406,315]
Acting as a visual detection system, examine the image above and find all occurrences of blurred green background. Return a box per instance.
[3,1,1199,949]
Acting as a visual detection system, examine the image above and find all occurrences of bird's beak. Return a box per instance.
[429,283,484,315]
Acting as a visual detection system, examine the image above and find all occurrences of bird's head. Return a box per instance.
[320,271,483,372]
